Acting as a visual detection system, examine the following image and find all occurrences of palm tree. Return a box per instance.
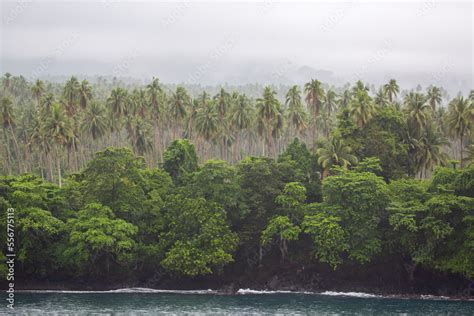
[31,80,45,108]
[214,88,231,159]
[426,86,442,112]
[146,78,165,159]
[404,92,430,137]
[350,88,374,127]
[316,138,358,178]
[446,96,472,167]
[285,85,307,137]
[384,79,399,103]
[78,80,93,110]
[374,87,389,107]
[41,93,54,113]
[339,89,352,109]
[1,96,22,172]
[304,79,325,142]
[3,73,12,91]
[257,86,280,156]
[107,87,128,145]
[230,94,252,162]
[169,86,190,139]
[42,103,73,187]
[63,76,80,117]
[196,101,218,159]
[324,89,338,114]
[81,101,108,141]
[415,123,449,178]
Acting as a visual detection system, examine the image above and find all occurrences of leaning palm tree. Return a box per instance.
[404,92,430,137]
[350,88,375,127]
[257,86,280,156]
[384,79,399,103]
[316,137,358,178]
[426,86,442,112]
[415,123,449,178]
[304,79,325,142]
[285,85,307,137]
[446,96,472,167]
[31,79,45,108]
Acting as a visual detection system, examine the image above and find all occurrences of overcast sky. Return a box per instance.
[0,1,472,92]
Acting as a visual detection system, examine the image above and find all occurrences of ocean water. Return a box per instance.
[2,288,473,315]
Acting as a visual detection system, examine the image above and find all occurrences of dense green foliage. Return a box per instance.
[1,74,474,288]
[1,142,473,285]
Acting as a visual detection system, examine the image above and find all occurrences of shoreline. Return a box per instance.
[14,287,474,302]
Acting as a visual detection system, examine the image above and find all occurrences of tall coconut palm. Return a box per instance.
[78,79,93,110]
[404,92,430,137]
[81,101,108,141]
[285,85,307,137]
[1,96,22,172]
[31,80,45,108]
[169,86,190,139]
[230,94,252,161]
[3,73,12,91]
[374,87,389,107]
[415,123,449,178]
[62,76,80,117]
[384,79,399,103]
[316,137,358,178]
[42,103,73,187]
[304,79,325,142]
[350,88,374,127]
[196,101,218,158]
[339,89,352,109]
[324,89,338,114]
[107,87,128,145]
[41,93,54,113]
[446,96,472,167]
[146,78,165,159]
[214,88,231,158]
[426,86,442,112]
[257,86,280,156]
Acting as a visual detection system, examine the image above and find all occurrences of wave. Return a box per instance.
[319,291,381,298]
[236,288,309,295]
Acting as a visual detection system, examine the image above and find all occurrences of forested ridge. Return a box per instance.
[1,73,474,295]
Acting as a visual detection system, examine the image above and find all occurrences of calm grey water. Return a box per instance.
[2,291,474,315]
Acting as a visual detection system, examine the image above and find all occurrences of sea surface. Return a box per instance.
[2,288,474,315]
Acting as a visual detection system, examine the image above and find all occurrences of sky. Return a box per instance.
[0,0,472,93]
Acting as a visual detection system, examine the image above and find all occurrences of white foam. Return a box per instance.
[420,295,450,300]
[319,291,381,298]
[236,288,311,295]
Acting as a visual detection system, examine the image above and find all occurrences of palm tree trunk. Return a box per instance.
[460,135,464,168]
[9,126,23,173]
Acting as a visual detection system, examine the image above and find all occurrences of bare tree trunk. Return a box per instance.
[9,126,23,173]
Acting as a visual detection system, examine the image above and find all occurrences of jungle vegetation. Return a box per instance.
[0,73,473,289]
